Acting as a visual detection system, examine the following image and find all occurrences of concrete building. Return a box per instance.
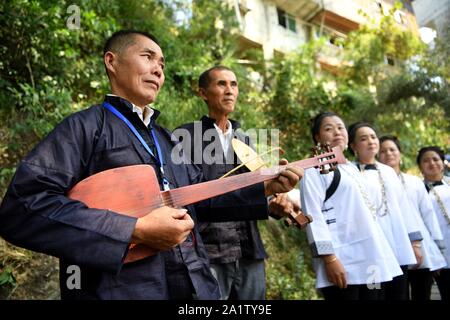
[233,0,419,68]
[412,0,450,41]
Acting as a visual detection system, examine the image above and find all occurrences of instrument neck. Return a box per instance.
[162,156,325,208]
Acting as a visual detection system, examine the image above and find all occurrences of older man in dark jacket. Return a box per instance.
[0,31,302,299]
[176,66,289,300]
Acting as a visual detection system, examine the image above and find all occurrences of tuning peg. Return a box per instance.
[311,145,320,156]
[318,142,324,152]
[284,209,313,230]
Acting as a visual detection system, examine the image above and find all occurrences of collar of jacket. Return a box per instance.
[425,180,444,192]
[200,115,241,130]
[426,180,444,187]
[357,163,377,171]
[104,95,161,124]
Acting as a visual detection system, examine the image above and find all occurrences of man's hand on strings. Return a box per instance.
[264,159,303,196]
[132,206,194,251]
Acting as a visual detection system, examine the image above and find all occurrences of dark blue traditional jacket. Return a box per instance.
[177,116,269,264]
[0,96,224,300]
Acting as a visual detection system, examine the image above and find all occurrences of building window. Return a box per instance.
[375,0,383,13]
[386,56,395,66]
[277,8,297,33]
[374,0,389,16]
[394,10,407,25]
[329,36,338,46]
[238,0,250,16]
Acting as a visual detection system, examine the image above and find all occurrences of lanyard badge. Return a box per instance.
[103,102,170,191]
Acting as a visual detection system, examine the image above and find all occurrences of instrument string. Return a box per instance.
[156,154,338,208]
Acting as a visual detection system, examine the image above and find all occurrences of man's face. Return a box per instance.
[108,34,165,107]
[200,69,238,117]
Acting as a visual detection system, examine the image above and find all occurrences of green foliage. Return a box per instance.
[260,220,320,300]
[0,239,60,299]
[0,267,16,300]
[342,2,425,84]
[264,39,334,160]
[0,268,16,287]
[0,0,116,175]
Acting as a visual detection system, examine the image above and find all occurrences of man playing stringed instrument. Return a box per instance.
[0,30,302,300]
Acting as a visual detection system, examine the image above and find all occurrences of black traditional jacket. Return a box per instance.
[177,116,268,264]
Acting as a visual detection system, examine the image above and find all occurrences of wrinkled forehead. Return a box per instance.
[209,69,237,82]
[127,34,164,59]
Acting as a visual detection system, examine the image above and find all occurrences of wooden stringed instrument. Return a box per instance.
[67,144,345,263]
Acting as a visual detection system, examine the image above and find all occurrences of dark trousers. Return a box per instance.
[381,265,409,300]
[321,284,383,300]
[210,259,265,300]
[408,268,433,300]
[434,269,450,301]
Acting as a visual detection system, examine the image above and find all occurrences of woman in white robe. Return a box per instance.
[348,122,423,300]
[300,112,401,300]
[379,136,446,300]
[417,146,450,301]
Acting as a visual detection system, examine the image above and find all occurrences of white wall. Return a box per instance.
[322,0,368,24]
[238,0,309,59]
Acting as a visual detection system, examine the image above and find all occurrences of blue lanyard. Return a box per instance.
[103,102,170,191]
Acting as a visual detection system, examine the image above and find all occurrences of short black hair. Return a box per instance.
[379,135,402,153]
[103,30,160,56]
[198,65,233,89]
[310,111,342,144]
[416,146,445,166]
[348,121,377,155]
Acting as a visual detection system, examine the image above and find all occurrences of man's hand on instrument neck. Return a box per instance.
[264,159,303,197]
[268,192,300,219]
[131,206,194,251]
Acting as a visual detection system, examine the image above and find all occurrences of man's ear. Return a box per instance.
[198,87,208,101]
[104,51,117,76]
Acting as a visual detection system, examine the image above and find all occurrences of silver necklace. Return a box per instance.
[427,180,450,225]
[357,162,389,217]
[375,166,389,217]
[399,172,406,187]
[340,164,378,220]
